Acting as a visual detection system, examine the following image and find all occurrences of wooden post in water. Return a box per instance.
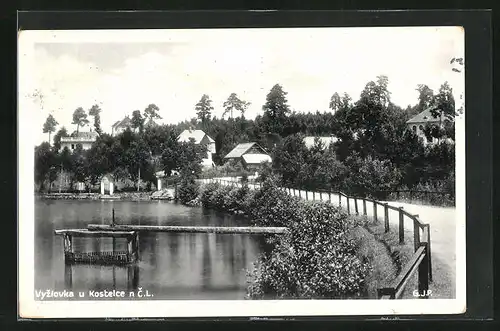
[384,203,389,233]
[399,207,405,244]
[64,263,73,289]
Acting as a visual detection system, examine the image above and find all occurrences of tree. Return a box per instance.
[329,92,342,113]
[195,94,213,123]
[223,93,250,119]
[42,114,58,144]
[88,104,102,135]
[263,84,290,119]
[431,81,455,123]
[52,127,69,151]
[72,107,89,134]
[34,142,58,192]
[131,110,145,133]
[144,103,162,121]
[415,84,435,112]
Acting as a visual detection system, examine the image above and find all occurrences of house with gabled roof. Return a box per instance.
[177,129,216,168]
[111,116,133,136]
[406,107,454,145]
[224,142,272,171]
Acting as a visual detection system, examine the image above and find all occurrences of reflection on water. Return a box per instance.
[35,199,261,300]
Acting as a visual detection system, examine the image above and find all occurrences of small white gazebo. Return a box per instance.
[100,174,115,195]
[155,171,166,191]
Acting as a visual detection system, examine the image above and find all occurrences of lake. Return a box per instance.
[35,199,262,300]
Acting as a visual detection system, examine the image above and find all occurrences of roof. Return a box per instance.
[407,107,452,124]
[242,154,272,165]
[177,129,214,144]
[303,136,338,149]
[224,142,268,159]
[112,116,132,129]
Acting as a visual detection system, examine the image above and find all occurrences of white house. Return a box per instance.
[177,129,216,168]
[60,131,98,152]
[303,136,339,150]
[406,108,454,145]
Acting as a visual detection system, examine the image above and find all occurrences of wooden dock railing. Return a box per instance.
[201,177,433,299]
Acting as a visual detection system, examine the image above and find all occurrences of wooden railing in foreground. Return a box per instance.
[200,177,433,299]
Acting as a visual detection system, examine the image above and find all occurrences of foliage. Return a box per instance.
[223,93,250,119]
[199,180,371,299]
[52,127,69,151]
[42,114,58,143]
[195,94,213,123]
[144,103,162,120]
[131,110,144,132]
[177,176,199,204]
[88,104,102,135]
[71,107,89,134]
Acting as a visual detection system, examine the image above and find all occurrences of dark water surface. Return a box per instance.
[35,199,262,300]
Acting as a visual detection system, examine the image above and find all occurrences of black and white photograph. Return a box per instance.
[18,26,465,318]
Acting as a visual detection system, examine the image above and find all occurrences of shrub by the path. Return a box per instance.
[199,178,371,299]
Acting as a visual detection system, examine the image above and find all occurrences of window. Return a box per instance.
[419,125,424,131]
[412,125,416,132]
[71,144,75,149]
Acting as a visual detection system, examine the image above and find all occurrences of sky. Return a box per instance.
[19,27,464,146]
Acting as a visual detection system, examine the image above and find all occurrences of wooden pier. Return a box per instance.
[87,224,289,234]
[55,209,287,267]
[54,229,139,265]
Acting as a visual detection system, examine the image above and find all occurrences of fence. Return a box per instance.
[200,177,433,300]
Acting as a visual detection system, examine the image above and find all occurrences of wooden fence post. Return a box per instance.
[338,193,341,206]
[347,197,350,214]
[384,203,389,233]
[306,191,309,200]
[373,201,378,222]
[354,198,359,215]
[418,242,430,298]
[413,215,420,252]
[328,191,331,203]
[362,198,367,216]
[426,224,433,282]
[399,207,405,244]
[312,191,315,201]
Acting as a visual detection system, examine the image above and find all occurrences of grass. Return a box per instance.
[350,215,417,299]
[348,225,397,299]
[352,213,455,300]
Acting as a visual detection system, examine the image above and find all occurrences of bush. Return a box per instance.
[200,178,371,299]
[177,177,199,204]
[247,201,370,299]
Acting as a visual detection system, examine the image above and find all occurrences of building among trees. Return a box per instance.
[59,131,98,152]
[224,142,272,172]
[303,136,339,150]
[177,129,216,168]
[111,116,133,136]
[406,107,454,145]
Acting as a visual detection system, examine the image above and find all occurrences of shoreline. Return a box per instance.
[36,189,175,201]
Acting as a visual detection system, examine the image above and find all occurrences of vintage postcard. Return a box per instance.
[18,27,465,318]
